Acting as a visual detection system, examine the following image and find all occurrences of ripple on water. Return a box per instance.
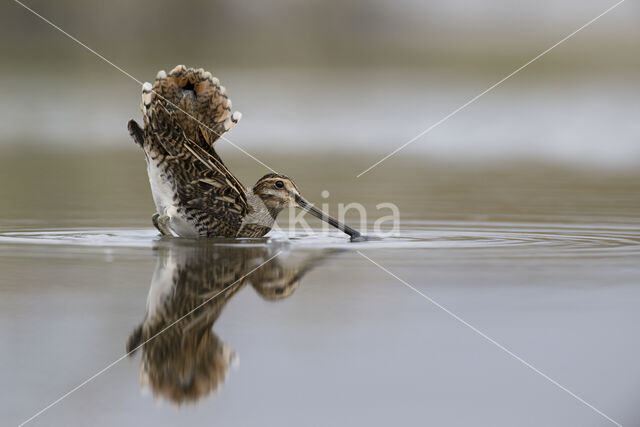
[0,222,638,255]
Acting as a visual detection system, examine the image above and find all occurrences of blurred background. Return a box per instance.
[2,0,639,229]
[1,0,639,166]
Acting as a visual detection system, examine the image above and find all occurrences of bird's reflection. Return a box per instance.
[127,240,335,405]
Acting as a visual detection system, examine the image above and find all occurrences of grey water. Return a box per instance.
[1,151,639,426]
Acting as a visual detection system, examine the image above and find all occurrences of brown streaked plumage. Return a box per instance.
[128,65,362,239]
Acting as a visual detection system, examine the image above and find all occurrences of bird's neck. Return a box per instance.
[243,190,280,231]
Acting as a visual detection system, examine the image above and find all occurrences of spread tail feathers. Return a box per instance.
[141,65,241,149]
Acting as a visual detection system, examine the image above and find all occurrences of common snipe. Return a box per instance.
[128,65,362,239]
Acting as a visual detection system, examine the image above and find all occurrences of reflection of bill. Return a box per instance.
[127,241,336,405]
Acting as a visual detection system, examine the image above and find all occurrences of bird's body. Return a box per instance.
[128,65,362,239]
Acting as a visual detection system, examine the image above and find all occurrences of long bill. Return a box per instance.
[295,194,362,239]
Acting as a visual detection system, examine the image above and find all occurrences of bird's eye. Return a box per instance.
[275,180,284,189]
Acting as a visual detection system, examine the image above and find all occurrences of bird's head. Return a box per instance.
[252,173,362,239]
[252,173,300,212]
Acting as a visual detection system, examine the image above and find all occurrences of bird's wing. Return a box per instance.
[141,66,250,222]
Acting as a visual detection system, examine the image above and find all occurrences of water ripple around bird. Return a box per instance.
[0,221,638,257]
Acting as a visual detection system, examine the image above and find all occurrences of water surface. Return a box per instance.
[1,151,639,426]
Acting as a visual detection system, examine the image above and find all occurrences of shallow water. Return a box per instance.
[1,151,639,426]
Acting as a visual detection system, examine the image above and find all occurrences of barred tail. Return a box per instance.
[143,65,242,149]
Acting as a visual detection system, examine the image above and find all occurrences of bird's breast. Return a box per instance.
[147,160,178,215]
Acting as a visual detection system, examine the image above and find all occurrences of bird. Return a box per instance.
[127,65,362,239]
